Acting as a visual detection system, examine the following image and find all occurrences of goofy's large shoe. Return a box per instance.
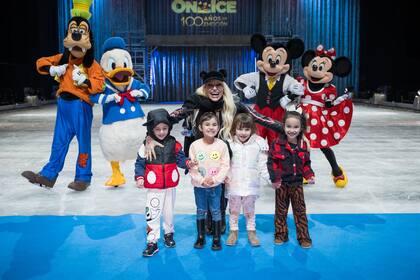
[105,161,126,187]
[332,166,348,188]
[21,171,56,188]
[68,181,90,191]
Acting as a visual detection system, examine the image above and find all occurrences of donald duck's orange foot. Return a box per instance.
[332,166,348,188]
[105,173,126,187]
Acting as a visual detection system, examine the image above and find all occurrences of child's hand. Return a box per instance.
[271,181,282,189]
[224,177,231,185]
[307,177,315,184]
[187,159,198,169]
[136,178,144,188]
[202,177,214,187]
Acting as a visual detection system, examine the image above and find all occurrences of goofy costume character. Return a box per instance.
[22,0,105,191]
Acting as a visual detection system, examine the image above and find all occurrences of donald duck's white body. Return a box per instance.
[91,37,150,186]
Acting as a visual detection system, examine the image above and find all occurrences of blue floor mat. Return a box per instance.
[1,214,419,280]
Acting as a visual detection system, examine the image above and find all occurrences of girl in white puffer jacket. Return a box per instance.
[225,113,270,247]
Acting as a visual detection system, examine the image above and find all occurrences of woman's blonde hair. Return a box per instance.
[196,81,236,140]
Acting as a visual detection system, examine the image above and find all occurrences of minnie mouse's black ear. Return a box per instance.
[301,50,316,67]
[250,34,267,53]
[200,71,208,80]
[287,38,305,59]
[219,69,227,78]
[333,57,352,77]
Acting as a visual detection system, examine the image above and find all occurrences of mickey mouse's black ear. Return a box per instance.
[219,69,227,78]
[200,71,207,80]
[251,34,267,53]
[287,38,305,59]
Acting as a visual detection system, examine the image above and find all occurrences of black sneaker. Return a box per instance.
[164,233,176,248]
[142,242,159,257]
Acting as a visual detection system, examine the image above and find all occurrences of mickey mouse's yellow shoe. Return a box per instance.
[332,166,348,188]
[105,161,126,187]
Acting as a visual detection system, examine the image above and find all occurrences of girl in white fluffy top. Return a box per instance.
[225,113,270,247]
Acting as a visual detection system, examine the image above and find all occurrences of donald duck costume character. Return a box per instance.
[90,37,150,187]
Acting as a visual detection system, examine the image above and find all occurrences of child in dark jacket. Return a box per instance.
[267,110,315,249]
[135,108,196,257]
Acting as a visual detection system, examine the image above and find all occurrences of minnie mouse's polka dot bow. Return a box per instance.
[316,45,336,60]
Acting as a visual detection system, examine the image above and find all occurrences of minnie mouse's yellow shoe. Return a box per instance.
[303,178,308,185]
[332,166,348,188]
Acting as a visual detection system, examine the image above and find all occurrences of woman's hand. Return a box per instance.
[145,136,164,161]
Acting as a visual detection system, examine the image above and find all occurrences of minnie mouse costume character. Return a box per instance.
[234,34,305,145]
[298,44,353,188]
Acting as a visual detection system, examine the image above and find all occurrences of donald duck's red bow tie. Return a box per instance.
[118,90,135,106]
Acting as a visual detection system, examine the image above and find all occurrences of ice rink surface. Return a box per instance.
[1,103,420,215]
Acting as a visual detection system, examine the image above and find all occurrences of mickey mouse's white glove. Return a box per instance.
[72,65,87,86]
[280,95,292,109]
[289,83,304,96]
[243,86,257,99]
[130,89,144,98]
[49,64,68,77]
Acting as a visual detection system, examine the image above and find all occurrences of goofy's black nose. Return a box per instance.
[72,32,81,41]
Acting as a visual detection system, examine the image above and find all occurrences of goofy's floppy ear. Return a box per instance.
[250,34,267,54]
[301,50,316,68]
[287,38,305,59]
[82,30,95,68]
[333,57,352,77]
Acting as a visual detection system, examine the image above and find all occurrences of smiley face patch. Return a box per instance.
[209,151,220,161]
[197,151,206,161]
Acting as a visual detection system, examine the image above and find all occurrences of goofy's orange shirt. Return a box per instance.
[36,54,104,105]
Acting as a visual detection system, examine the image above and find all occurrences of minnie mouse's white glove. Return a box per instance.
[333,94,349,106]
[49,64,68,77]
[243,86,257,99]
[72,65,87,86]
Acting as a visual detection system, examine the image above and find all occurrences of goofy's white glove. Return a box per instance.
[49,64,68,77]
[72,65,87,86]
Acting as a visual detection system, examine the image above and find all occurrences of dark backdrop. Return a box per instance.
[1,0,58,104]
[359,1,419,102]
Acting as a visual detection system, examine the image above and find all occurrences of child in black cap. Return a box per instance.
[135,108,197,257]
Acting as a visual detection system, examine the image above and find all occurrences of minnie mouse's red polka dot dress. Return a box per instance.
[299,80,353,148]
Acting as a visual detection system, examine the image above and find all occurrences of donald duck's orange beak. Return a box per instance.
[105,67,134,86]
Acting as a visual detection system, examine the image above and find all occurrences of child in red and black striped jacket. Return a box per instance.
[267,110,315,249]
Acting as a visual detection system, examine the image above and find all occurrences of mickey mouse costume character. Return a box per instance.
[90,37,150,187]
[234,34,305,145]
[21,0,105,191]
[298,44,353,188]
